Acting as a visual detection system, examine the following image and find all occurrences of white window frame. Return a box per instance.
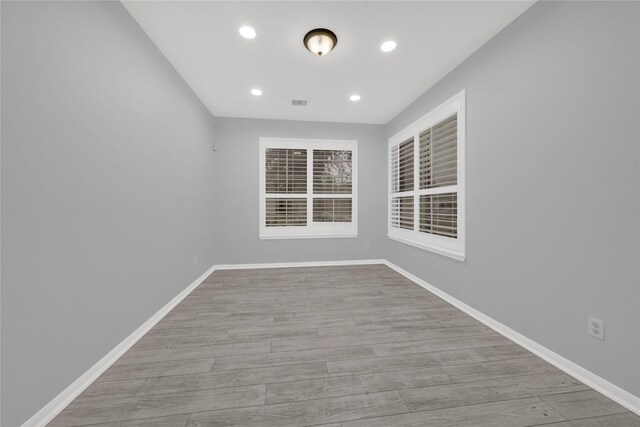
[387,90,466,261]
[259,137,358,239]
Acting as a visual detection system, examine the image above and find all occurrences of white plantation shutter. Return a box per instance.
[390,137,416,231]
[397,138,414,192]
[391,196,414,230]
[266,199,307,227]
[260,139,357,238]
[419,113,458,237]
[312,149,353,223]
[313,150,352,194]
[390,144,399,193]
[426,114,457,188]
[388,91,465,260]
[419,193,457,237]
[420,114,457,190]
[265,149,307,194]
[419,128,431,190]
[264,148,307,227]
[313,198,352,222]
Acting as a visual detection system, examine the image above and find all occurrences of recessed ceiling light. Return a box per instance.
[239,26,256,39]
[304,28,338,57]
[380,40,397,52]
[350,94,361,102]
[251,88,262,96]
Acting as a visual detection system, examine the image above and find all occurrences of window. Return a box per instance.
[388,90,465,260]
[260,138,357,239]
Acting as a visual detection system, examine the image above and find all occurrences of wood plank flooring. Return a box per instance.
[49,265,640,426]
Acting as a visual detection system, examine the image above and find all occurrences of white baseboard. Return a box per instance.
[383,260,640,417]
[22,264,217,427]
[213,259,386,270]
[23,258,640,426]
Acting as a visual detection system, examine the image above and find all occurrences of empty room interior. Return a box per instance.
[2,1,640,426]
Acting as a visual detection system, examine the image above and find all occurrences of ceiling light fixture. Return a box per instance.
[380,40,397,52]
[239,26,256,39]
[304,28,337,57]
[251,88,262,96]
[350,94,361,102]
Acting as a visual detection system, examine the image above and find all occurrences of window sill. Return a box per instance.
[387,234,465,261]
[260,233,358,240]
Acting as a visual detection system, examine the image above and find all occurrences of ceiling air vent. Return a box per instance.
[291,99,308,107]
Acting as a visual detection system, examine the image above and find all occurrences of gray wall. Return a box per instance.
[1,2,219,425]
[385,1,640,397]
[212,117,386,264]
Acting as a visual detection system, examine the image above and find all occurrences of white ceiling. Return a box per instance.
[122,1,534,124]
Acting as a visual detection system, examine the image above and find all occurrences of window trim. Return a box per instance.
[259,137,358,240]
[387,90,466,261]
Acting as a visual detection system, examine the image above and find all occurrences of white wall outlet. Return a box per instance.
[588,317,605,341]
[213,144,219,152]
[194,255,198,265]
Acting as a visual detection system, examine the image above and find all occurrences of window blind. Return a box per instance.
[419,128,431,190]
[313,150,352,194]
[265,148,307,194]
[418,113,458,237]
[313,198,352,222]
[390,144,399,193]
[391,196,414,230]
[397,138,414,192]
[265,199,307,227]
[419,193,457,237]
[390,137,415,232]
[420,114,457,189]
[260,138,357,238]
[387,91,465,260]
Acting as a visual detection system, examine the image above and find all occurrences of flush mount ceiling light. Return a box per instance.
[304,28,337,57]
[380,40,397,52]
[239,26,256,39]
[250,88,262,96]
[349,94,361,102]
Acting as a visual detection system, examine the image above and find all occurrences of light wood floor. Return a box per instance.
[50,265,640,426]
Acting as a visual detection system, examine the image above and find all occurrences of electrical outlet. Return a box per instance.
[588,317,605,341]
